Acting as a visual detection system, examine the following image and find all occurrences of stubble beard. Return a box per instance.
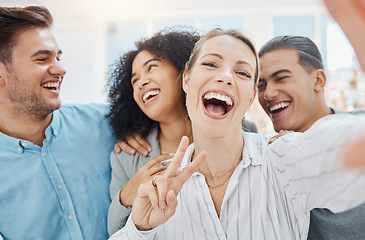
[7,71,61,120]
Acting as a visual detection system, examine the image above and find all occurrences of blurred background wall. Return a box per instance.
[2,0,364,134]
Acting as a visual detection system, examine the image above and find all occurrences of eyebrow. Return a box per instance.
[259,69,292,82]
[201,52,253,66]
[30,49,62,58]
[270,69,291,78]
[201,53,222,59]
[131,58,161,78]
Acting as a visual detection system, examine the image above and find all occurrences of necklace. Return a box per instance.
[191,151,242,188]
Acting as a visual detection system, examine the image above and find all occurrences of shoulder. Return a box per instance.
[243,132,267,146]
[332,107,365,115]
[54,103,114,138]
[58,103,108,116]
[110,150,139,168]
[242,132,269,165]
[55,103,110,125]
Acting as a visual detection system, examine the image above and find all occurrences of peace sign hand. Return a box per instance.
[131,136,206,231]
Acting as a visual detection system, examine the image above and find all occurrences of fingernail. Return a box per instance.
[130,149,136,155]
[169,194,176,201]
[148,147,152,152]
[169,153,175,157]
[142,150,148,156]
[160,201,166,209]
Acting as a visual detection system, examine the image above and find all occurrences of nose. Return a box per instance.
[139,75,150,88]
[263,82,278,101]
[49,60,66,77]
[216,69,233,86]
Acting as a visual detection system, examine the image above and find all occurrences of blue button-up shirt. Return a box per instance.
[0,104,116,240]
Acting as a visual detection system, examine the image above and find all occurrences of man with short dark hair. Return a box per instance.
[0,6,115,239]
[258,35,365,240]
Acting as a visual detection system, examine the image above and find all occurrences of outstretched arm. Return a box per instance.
[323,0,365,70]
[270,114,365,215]
[343,138,365,167]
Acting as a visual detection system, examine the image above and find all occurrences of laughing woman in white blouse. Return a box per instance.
[109,28,365,240]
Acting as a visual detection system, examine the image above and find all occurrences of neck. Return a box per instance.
[193,126,244,176]
[299,97,333,132]
[158,116,193,154]
[0,106,53,147]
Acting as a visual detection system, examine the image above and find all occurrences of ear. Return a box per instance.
[313,69,326,92]
[182,71,190,94]
[0,62,7,86]
[249,88,257,106]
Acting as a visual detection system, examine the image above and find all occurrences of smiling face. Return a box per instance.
[183,34,256,138]
[0,27,66,119]
[258,48,322,132]
[131,50,183,122]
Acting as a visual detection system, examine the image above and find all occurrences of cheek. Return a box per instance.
[258,91,264,102]
[132,88,141,104]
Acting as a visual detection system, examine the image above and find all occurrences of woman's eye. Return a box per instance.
[277,76,288,81]
[36,58,47,62]
[202,62,216,68]
[148,65,157,71]
[131,78,139,85]
[237,71,252,79]
[257,82,266,89]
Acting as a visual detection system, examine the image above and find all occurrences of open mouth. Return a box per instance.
[269,102,290,114]
[42,81,60,91]
[202,91,234,116]
[142,89,160,103]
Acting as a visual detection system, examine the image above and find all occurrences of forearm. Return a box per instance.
[274,114,365,213]
[108,189,132,236]
[108,215,157,240]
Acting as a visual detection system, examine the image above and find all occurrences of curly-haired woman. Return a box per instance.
[106,27,200,235]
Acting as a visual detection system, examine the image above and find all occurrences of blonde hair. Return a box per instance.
[185,28,259,87]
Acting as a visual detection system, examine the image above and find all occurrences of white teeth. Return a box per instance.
[142,90,160,103]
[204,92,233,106]
[42,82,59,88]
[270,102,290,112]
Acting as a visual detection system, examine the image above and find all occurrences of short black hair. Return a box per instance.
[259,35,323,74]
[106,27,200,140]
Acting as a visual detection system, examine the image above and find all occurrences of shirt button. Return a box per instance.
[68,215,73,220]
[42,152,47,157]
[21,142,28,147]
[57,184,63,190]
[54,129,57,135]
[17,147,22,152]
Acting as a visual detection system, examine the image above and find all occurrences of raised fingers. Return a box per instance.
[164,136,190,178]
[173,151,206,193]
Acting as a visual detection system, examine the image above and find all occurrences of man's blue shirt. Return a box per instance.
[0,103,116,240]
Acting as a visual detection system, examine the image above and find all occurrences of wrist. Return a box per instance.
[119,188,132,207]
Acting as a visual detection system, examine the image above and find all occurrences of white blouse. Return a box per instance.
[109,114,365,240]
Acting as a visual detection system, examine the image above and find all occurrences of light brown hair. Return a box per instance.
[185,28,259,87]
[0,6,53,64]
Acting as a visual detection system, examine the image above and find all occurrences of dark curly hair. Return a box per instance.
[106,27,200,140]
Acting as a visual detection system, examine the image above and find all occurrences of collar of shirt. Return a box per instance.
[0,109,62,153]
[180,131,264,177]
